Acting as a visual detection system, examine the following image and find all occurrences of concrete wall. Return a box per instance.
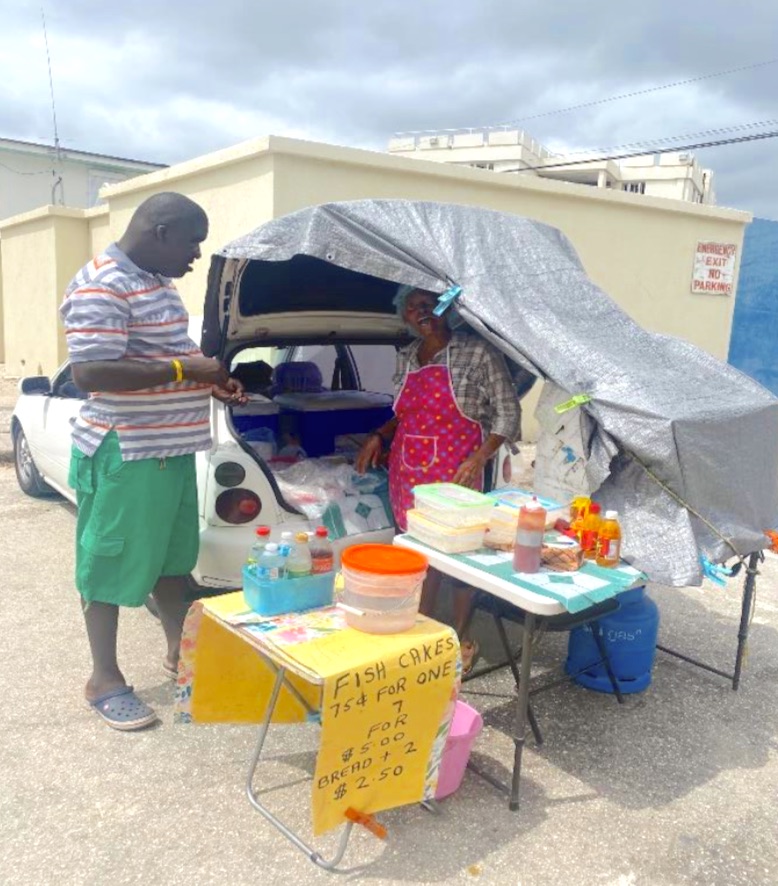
[97,141,276,316]
[272,139,747,358]
[0,208,89,375]
[87,205,112,255]
[270,139,748,437]
[0,135,751,439]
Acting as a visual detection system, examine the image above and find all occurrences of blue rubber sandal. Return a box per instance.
[89,686,158,732]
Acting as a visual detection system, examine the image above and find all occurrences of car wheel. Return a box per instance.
[13,427,55,498]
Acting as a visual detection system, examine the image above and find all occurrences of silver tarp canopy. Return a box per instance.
[215,199,778,586]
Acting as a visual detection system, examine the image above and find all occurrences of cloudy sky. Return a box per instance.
[3,1,777,218]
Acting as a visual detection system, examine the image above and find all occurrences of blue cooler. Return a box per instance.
[274,391,394,457]
[232,397,280,440]
[565,586,660,694]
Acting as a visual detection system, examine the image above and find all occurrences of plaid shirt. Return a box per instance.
[393,331,521,440]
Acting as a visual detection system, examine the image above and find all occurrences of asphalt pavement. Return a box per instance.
[1,375,777,886]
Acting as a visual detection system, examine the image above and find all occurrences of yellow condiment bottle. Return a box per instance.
[570,496,591,523]
[596,510,622,568]
[580,502,602,559]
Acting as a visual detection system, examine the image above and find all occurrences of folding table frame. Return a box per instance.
[244,657,356,871]
[656,550,763,690]
[392,534,640,810]
[242,645,442,871]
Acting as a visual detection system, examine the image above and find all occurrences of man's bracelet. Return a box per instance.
[171,358,184,383]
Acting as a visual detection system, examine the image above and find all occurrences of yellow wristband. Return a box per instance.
[171,358,184,383]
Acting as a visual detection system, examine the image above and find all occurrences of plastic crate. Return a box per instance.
[242,566,335,616]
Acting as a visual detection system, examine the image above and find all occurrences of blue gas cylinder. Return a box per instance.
[565,586,660,694]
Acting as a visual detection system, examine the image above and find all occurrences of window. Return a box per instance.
[283,343,397,395]
[623,182,646,194]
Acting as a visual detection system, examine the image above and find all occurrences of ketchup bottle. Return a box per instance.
[513,497,546,573]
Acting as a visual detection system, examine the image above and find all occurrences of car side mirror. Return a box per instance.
[19,376,52,395]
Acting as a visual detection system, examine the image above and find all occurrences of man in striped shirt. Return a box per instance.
[61,192,245,731]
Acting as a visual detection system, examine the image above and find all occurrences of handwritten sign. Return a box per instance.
[691,241,737,295]
[311,632,459,835]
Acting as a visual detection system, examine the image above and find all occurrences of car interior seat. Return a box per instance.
[270,361,325,397]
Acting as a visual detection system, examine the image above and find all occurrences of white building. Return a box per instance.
[0,136,165,220]
[388,129,715,205]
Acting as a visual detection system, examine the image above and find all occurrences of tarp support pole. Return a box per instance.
[732,550,760,690]
[656,550,761,691]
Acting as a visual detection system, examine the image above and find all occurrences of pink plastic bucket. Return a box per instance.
[435,700,483,799]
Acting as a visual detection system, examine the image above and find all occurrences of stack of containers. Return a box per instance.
[484,488,568,550]
[406,483,495,553]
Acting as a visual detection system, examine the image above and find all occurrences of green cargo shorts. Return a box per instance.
[69,432,199,607]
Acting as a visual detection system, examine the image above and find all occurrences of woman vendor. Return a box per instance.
[356,285,522,671]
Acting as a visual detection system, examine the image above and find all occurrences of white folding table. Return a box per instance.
[393,533,644,810]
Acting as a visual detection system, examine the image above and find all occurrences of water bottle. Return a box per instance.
[248,525,271,572]
[257,542,284,581]
[286,532,313,578]
[278,531,294,557]
[310,526,334,574]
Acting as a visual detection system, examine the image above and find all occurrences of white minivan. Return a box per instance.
[12,215,532,593]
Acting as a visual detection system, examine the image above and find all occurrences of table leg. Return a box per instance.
[733,551,760,691]
[655,550,762,691]
[510,611,536,811]
[245,662,354,870]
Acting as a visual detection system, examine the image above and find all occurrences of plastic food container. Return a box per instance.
[406,509,487,553]
[413,483,496,529]
[242,567,335,617]
[484,503,520,551]
[487,488,569,529]
[340,544,428,634]
[435,700,484,799]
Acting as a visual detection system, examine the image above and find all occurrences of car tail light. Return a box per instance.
[502,455,512,484]
[215,489,261,524]
[214,461,246,488]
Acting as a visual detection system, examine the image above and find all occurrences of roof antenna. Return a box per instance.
[41,7,64,205]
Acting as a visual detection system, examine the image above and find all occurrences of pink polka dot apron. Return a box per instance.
[389,350,483,531]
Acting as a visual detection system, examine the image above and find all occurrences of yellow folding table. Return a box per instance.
[174,593,460,870]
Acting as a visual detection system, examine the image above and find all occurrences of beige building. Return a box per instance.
[0,135,750,438]
[388,130,716,204]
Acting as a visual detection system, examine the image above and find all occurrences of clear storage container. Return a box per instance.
[340,544,428,634]
[406,509,487,553]
[413,483,495,528]
[487,487,569,529]
[484,503,519,551]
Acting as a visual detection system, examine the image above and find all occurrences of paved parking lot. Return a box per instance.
[1,373,777,886]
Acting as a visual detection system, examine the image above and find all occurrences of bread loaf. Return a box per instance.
[541,541,583,572]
